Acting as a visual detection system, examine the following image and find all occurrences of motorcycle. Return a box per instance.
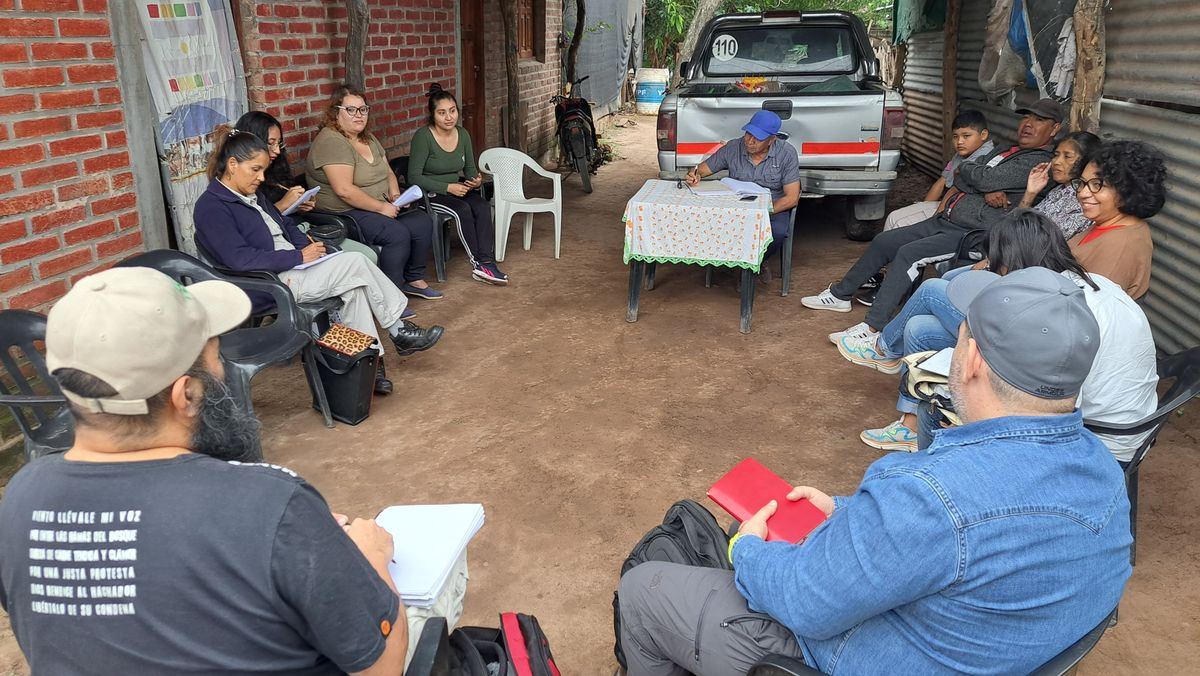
[551,75,598,193]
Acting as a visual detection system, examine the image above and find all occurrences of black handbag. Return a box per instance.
[305,220,347,246]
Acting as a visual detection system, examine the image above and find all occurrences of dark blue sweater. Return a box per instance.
[193,180,311,312]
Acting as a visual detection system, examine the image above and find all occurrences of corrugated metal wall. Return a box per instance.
[954,0,1030,146]
[1101,0,1200,352]
[897,0,1199,350]
[1106,0,1200,108]
[901,31,945,176]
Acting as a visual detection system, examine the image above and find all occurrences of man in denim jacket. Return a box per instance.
[619,267,1132,675]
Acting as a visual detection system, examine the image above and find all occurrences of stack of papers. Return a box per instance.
[719,177,772,197]
[376,503,485,608]
[686,178,771,199]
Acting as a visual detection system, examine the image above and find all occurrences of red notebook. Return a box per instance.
[707,457,827,543]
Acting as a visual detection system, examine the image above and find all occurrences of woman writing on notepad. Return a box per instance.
[193,125,444,395]
[234,110,378,263]
[305,84,443,300]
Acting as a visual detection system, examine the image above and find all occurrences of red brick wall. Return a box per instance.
[237,0,458,164]
[0,0,143,311]
[483,0,561,160]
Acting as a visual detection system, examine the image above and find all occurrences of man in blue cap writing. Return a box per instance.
[685,110,801,264]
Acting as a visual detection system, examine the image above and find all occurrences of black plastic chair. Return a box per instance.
[190,239,339,429]
[1084,344,1200,566]
[406,616,454,676]
[747,607,1118,676]
[391,155,454,282]
[115,250,333,449]
[0,309,73,462]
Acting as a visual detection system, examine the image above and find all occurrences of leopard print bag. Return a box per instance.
[317,323,376,357]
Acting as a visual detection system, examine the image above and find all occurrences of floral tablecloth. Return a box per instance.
[622,179,773,273]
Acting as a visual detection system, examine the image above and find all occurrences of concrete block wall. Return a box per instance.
[0,0,143,311]
[483,0,561,161]
[236,0,458,163]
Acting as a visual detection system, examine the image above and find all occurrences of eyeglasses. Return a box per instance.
[1070,177,1107,194]
[267,140,286,152]
[338,105,370,117]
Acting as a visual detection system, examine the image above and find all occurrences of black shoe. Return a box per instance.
[855,287,877,307]
[391,320,444,356]
[374,358,393,395]
[859,272,883,291]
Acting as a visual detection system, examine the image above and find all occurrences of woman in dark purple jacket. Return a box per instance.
[193,126,444,394]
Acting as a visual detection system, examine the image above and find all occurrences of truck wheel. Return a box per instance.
[844,198,881,241]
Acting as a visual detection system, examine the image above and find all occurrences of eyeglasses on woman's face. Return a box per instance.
[338,105,370,117]
[266,140,286,151]
[1070,177,1108,194]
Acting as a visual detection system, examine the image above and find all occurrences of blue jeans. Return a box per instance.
[877,276,965,413]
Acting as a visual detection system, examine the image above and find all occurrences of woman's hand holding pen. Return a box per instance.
[301,234,326,263]
[375,194,400,218]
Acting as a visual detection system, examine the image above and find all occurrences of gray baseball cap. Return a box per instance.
[947,267,1099,399]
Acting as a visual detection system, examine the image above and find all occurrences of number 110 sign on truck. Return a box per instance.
[656,10,906,241]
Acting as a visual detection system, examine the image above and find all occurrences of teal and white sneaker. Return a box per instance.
[829,321,873,345]
[860,420,918,452]
[837,334,902,374]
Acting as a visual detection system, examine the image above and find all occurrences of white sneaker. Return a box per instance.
[801,287,852,313]
[829,321,873,345]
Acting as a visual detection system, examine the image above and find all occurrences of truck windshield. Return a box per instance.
[702,26,857,76]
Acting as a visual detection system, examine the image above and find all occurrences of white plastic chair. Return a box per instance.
[479,147,562,261]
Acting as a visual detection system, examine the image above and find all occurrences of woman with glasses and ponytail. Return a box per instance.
[305,84,444,300]
[409,83,507,285]
[1067,139,1168,300]
[194,125,445,396]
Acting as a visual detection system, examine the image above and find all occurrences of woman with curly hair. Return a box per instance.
[305,84,443,300]
[1069,139,1168,299]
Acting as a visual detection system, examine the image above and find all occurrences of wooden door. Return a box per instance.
[460,0,487,154]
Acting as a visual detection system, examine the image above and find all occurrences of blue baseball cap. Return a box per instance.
[742,110,782,141]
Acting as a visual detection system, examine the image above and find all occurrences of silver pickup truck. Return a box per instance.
[656,11,905,240]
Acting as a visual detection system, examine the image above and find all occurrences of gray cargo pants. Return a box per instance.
[618,562,807,676]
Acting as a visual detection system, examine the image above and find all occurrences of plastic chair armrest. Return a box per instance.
[0,394,66,406]
[748,654,823,675]
[224,277,302,328]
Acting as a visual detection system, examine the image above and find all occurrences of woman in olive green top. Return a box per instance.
[409,83,507,285]
[305,84,442,300]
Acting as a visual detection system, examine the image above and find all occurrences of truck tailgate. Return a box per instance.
[675,93,884,170]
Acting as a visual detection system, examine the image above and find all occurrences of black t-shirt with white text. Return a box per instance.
[0,453,398,675]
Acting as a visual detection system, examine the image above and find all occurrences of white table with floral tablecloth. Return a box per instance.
[622,179,774,333]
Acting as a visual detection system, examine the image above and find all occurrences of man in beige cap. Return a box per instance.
[0,267,406,675]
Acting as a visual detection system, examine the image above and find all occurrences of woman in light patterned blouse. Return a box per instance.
[1017,131,1101,240]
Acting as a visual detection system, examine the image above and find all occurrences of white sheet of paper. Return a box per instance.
[720,177,771,195]
[392,184,423,208]
[687,181,734,196]
[291,249,343,270]
[376,503,485,604]
[280,186,320,216]
[920,347,955,377]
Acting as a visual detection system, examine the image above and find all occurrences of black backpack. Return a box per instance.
[612,500,732,669]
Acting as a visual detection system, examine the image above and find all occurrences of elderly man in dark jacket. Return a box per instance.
[801,98,1063,339]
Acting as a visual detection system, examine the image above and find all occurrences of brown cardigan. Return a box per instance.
[1068,221,1153,299]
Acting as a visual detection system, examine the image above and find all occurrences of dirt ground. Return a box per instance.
[1,121,1196,674]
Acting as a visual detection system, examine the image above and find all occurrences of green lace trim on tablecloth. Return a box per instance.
[622,235,774,274]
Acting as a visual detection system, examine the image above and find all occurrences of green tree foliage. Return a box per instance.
[644,0,893,69]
